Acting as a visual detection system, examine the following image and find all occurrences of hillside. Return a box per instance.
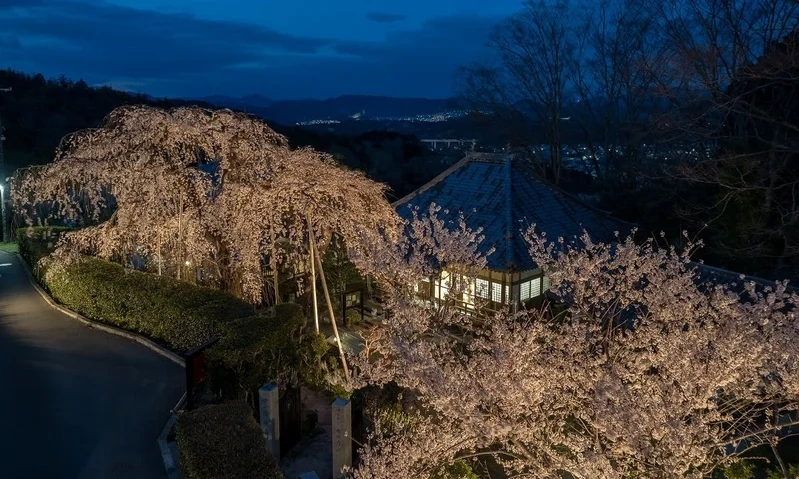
[269,125,461,199]
[0,69,209,173]
[0,69,450,199]
[199,94,461,124]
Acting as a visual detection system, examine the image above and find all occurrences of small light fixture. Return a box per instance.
[184,260,191,266]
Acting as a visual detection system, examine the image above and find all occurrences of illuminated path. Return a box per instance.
[0,251,183,479]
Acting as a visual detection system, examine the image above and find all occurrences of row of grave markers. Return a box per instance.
[259,383,352,479]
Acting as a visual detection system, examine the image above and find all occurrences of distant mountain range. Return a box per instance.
[194,94,274,111]
[192,94,463,124]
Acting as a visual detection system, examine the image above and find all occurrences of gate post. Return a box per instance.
[259,383,280,458]
[183,336,219,410]
[332,397,352,479]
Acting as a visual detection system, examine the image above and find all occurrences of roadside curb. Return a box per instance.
[158,392,187,479]
[14,253,185,367]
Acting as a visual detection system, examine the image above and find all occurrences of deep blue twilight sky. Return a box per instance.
[0,0,525,99]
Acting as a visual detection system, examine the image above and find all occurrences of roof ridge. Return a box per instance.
[692,262,798,293]
[504,155,514,269]
[392,152,496,208]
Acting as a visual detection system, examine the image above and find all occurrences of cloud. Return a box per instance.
[0,0,504,99]
[365,12,407,24]
[331,14,499,66]
[0,0,331,77]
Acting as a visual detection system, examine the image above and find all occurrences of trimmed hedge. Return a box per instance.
[17,226,73,266]
[176,401,284,479]
[44,257,254,352]
[208,303,330,397]
[431,460,479,479]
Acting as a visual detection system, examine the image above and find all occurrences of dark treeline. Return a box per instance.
[0,70,200,173]
[268,125,451,201]
[0,69,446,201]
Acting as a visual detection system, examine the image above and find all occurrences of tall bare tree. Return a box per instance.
[570,0,667,184]
[462,0,579,185]
[650,0,799,279]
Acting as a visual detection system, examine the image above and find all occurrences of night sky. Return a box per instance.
[0,0,524,99]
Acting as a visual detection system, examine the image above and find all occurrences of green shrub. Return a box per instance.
[430,460,479,479]
[208,303,330,398]
[16,226,73,267]
[766,464,799,479]
[44,257,254,352]
[715,461,756,479]
[176,400,284,479]
[0,242,18,253]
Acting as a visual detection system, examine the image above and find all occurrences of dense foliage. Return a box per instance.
[19,226,336,401]
[17,226,73,267]
[208,303,331,399]
[176,400,284,479]
[682,32,799,281]
[41,255,253,352]
[277,127,449,200]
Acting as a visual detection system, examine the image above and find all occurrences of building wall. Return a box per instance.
[423,268,549,312]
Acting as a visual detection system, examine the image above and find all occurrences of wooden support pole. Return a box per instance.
[177,189,183,280]
[501,271,507,305]
[270,215,280,304]
[309,219,350,382]
[157,228,162,276]
[308,216,319,333]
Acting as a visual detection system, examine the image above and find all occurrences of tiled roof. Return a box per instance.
[394,153,633,271]
[692,263,798,296]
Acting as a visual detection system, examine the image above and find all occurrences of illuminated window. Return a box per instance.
[475,278,489,299]
[421,280,431,296]
[542,275,550,293]
[491,282,502,303]
[461,277,472,295]
[521,281,531,300]
[530,277,541,298]
[504,285,511,304]
[450,274,461,293]
[440,272,450,298]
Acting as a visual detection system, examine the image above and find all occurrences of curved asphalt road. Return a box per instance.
[0,251,184,479]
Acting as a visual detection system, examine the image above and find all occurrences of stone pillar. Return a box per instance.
[332,398,352,479]
[259,383,280,458]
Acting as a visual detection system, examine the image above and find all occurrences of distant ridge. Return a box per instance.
[193,94,463,124]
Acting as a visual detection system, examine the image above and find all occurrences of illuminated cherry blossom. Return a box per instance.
[14,106,398,304]
[354,227,799,479]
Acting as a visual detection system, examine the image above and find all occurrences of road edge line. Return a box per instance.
[13,253,185,367]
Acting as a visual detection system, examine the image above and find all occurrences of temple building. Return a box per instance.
[393,152,632,311]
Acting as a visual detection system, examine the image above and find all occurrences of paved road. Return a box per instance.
[0,251,184,479]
